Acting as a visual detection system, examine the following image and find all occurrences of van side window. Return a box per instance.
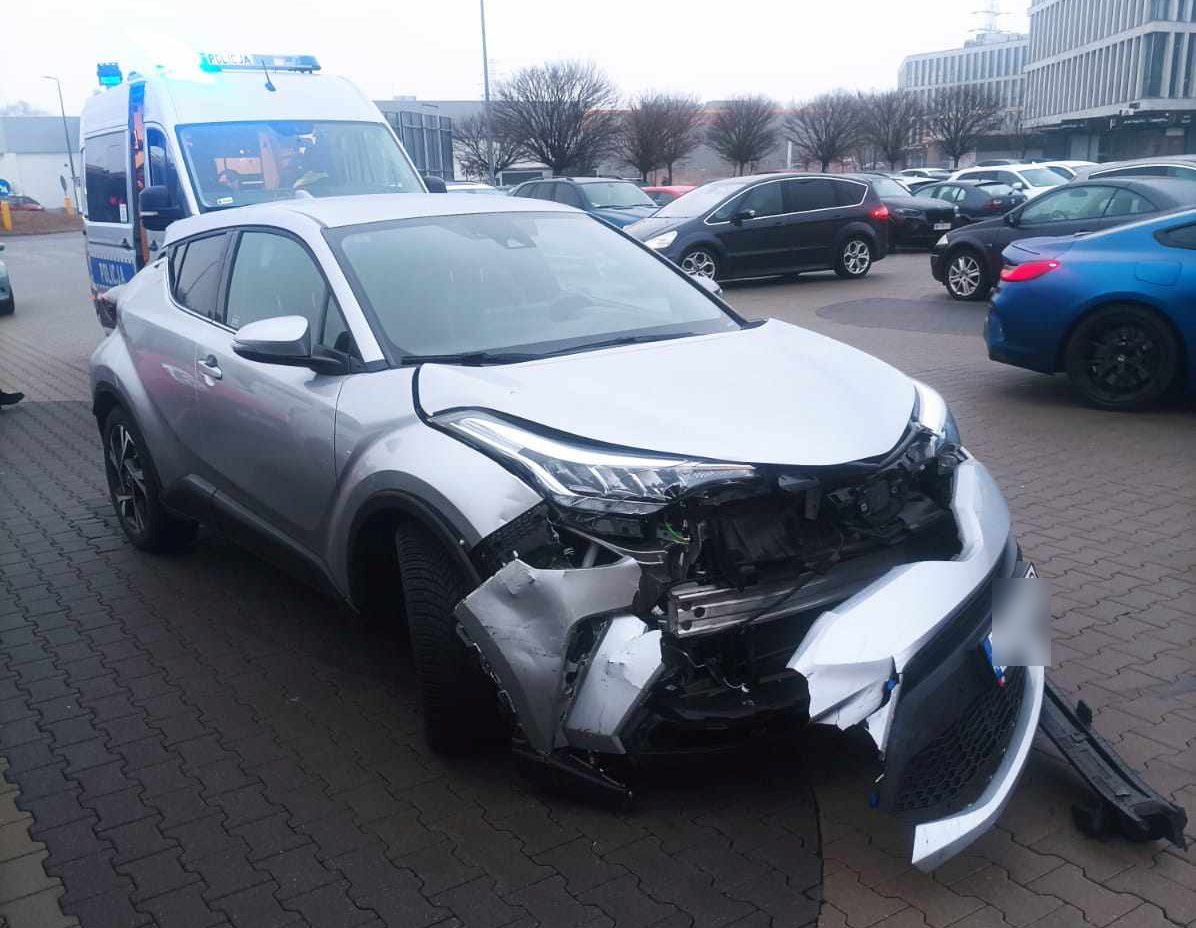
[84,131,129,224]
[147,127,186,214]
[171,233,227,319]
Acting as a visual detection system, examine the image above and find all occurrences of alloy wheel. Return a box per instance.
[843,240,871,276]
[1082,322,1160,399]
[107,424,149,536]
[947,253,982,298]
[680,250,718,279]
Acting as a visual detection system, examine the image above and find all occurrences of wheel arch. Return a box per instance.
[1054,296,1188,381]
[834,221,879,251]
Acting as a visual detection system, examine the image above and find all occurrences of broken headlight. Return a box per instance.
[432,409,757,524]
[912,380,961,448]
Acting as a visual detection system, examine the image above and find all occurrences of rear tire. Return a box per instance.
[101,407,197,552]
[834,236,873,279]
[395,521,503,753]
[945,248,989,301]
[1063,304,1180,411]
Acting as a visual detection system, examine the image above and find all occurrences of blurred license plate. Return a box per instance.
[933,222,952,230]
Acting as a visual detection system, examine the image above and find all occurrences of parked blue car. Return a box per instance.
[986,207,1196,410]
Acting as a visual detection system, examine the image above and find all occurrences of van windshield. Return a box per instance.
[177,120,422,210]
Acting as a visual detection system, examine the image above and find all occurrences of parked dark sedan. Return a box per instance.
[625,173,890,281]
[929,178,1196,300]
[509,177,659,227]
[854,174,955,249]
[915,180,1025,224]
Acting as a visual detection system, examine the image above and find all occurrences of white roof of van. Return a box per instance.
[81,70,384,137]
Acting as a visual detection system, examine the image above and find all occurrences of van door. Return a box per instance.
[143,125,189,258]
[83,130,137,301]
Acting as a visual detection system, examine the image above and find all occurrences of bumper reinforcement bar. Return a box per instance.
[1041,677,1187,849]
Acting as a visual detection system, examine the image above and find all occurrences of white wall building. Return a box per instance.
[899,31,1029,111]
[0,116,80,207]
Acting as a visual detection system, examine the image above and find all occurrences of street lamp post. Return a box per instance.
[480,0,496,186]
[42,76,79,213]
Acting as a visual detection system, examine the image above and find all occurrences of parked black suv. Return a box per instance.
[625,173,890,281]
[930,178,1196,301]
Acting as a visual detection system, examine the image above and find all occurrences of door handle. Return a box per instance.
[119,238,133,250]
[149,240,160,252]
[198,354,223,380]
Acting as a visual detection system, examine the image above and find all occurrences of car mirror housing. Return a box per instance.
[1004,211,1018,227]
[232,316,348,375]
[423,174,448,193]
[731,209,756,225]
[138,186,185,232]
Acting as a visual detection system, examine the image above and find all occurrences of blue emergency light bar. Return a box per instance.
[97,62,123,87]
[198,53,321,73]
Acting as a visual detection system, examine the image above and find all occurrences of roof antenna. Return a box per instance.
[261,60,277,93]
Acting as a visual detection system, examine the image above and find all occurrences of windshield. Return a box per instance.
[581,181,655,209]
[328,211,740,362]
[869,177,911,197]
[654,178,748,218]
[1019,168,1067,187]
[177,120,422,210]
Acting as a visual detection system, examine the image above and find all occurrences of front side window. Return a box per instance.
[329,212,739,362]
[177,120,421,211]
[147,127,186,214]
[170,233,227,319]
[1019,186,1118,224]
[84,131,129,224]
[712,182,783,221]
[225,231,324,333]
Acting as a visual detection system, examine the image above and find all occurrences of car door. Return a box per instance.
[83,130,138,296]
[193,227,351,546]
[708,180,788,274]
[783,178,849,267]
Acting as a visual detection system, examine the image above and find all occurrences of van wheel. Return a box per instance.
[945,248,989,301]
[395,521,504,753]
[102,408,197,552]
[835,237,872,278]
[1064,304,1179,411]
[679,248,719,280]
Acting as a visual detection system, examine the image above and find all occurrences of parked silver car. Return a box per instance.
[90,193,1043,870]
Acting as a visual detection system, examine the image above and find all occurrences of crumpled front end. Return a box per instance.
[452,420,1043,868]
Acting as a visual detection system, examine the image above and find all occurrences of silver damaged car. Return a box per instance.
[90,194,1044,870]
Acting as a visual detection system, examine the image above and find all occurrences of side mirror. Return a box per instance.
[138,186,184,232]
[694,274,722,296]
[232,316,347,375]
[731,209,756,225]
[1004,211,1018,227]
[1012,181,1026,190]
[423,174,448,193]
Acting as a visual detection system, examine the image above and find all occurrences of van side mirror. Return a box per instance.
[138,186,184,231]
[423,174,448,193]
[232,316,348,375]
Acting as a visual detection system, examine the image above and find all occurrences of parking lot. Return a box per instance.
[2,231,1195,928]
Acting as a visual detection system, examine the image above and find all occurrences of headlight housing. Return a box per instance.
[912,380,962,447]
[645,230,677,250]
[432,410,756,523]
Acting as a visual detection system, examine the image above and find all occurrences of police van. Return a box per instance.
[80,53,434,328]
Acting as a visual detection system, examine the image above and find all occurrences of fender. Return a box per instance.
[834,220,882,256]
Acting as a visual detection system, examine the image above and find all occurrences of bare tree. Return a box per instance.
[785,91,860,172]
[491,61,621,175]
[658,95,704,183]
[706,96,778,175]
[924,85,1004,168]
[859,89,922,170]
[453,111,525,181]
[618,94,670,180]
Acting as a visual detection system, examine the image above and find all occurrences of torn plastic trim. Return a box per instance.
[453,556,642,755]
[910,664,1044,871]
[788,458,1011,734]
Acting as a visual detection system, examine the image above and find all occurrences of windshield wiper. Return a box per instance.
[538,332,693,358]
[400,350,539,367]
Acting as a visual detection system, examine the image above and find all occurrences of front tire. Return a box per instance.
[945,248,989,301]
[835,236,873,279]
[1063,304,1180,411]
[395,521,503,753]
[102,408,196,552]
[679,247,720,280]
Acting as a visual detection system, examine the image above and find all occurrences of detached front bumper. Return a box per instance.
[454,457,1044,869]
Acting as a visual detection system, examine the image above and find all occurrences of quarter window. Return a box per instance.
[1104,189,1157,216]
[1158,222,1196,249]
[84,131,129,224]
[170,233,227,319]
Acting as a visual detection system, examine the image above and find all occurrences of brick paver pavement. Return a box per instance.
[1,235,1194,928]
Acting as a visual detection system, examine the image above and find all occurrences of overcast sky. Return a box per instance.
[2,0,1028,116]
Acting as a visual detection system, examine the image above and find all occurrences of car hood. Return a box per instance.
[417,319,916,467]
[589,205,659,227]
[623,215,685,240]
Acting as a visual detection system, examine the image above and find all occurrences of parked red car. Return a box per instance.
[642,185,695,206]
[2,195,44,211]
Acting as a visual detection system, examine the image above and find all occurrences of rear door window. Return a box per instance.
[784,179,838,212]
[832,180,867,207]
[170,233,227,319]
[84,131,129,224]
